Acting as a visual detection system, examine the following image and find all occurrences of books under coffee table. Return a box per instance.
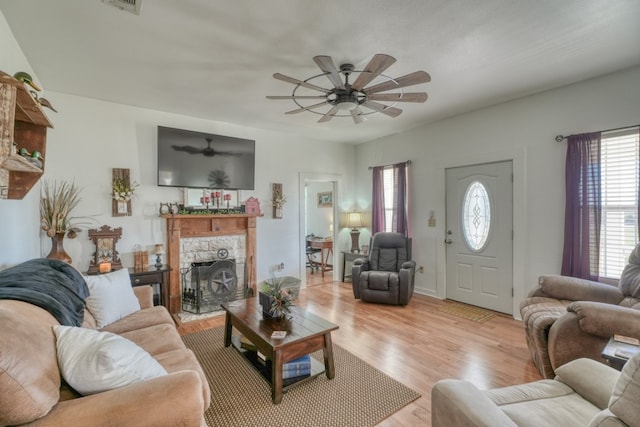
[221,298,339,404]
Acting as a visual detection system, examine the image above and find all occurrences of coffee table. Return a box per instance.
[221,298,339,403]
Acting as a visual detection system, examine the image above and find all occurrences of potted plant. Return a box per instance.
[259,276,296,319]
[40,180,91,263]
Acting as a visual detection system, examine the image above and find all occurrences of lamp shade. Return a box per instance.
[154,244,165,255]
[347,212,363,229]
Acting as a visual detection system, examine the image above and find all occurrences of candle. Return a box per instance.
[99,262,112,273]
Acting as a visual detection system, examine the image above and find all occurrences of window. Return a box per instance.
[462,181,491,251]
[599,129,640,279]
[372,162,409,235]
[382,168,394,232]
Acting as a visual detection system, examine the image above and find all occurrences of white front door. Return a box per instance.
[445,161,513,314]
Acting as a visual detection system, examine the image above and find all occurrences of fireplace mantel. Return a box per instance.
[161,214,259,313]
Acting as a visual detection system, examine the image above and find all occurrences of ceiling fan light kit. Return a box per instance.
[267,54,430,124]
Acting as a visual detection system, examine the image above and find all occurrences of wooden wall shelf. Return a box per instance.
[0,71,53,200]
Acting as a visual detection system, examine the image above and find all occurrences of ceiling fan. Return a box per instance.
[267,54,430,124]
[171,138,242,157]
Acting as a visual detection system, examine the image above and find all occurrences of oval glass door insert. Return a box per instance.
[462,181,491,251]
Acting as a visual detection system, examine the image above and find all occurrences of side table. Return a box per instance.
[128,265,170,310]
[601,336,640,371]
[342,251,364,282]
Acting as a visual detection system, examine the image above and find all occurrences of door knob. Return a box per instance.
[445,229,453,244]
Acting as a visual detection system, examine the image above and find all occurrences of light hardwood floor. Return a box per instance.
[177,278,542,426]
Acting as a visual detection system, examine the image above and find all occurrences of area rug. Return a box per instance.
[439,300,496,323]
[182,327,420,427]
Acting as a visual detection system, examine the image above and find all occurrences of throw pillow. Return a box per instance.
[83,268,140,328]
[53,325,167,395]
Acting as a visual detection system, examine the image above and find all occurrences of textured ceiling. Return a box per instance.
[1,0,639,144]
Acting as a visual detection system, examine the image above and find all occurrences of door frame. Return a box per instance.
[298,172,341,288]
[436,147,526,320]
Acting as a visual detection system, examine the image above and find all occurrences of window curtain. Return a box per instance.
[371,166,385,234]
[561,132,602,280]
[392,162,409,236]
[371,162,409,236]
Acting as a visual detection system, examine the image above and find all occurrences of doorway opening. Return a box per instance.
[298,173,340,288]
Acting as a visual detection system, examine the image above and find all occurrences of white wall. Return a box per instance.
[0,10,357,279]
[355,65,640,317]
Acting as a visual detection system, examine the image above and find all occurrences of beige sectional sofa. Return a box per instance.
[0,259,210,426]
[432,353,640,427]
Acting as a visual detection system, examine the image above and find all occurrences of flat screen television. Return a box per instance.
[157,126,255,190]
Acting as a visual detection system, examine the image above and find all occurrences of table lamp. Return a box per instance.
[347,212,363,253]
[154,244,165,268]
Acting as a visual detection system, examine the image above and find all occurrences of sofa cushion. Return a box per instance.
[100,305,175,335]
[485,380,601,427]
[120,323,186,356]
[84,268,140,328]
[54,325,167,396]
[0,300,61,426]
[609,352,640,427]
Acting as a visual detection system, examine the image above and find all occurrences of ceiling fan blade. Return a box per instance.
[362,101,403,118]
[266,95,326,100]
[318,105,340,123]
[313,56,345,90]
[285,101,329,114]
[367,92,428,103]
[350,106,366,124]
[273,73,329,93]
[351,54,397,91]
[363,71,431,94]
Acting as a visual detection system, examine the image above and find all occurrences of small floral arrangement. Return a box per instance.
[273,190,286,208]
[112,177,139,201]
[262,276,296,318]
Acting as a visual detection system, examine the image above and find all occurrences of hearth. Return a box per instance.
[181,259,244,314]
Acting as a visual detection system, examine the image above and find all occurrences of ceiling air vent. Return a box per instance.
[101,0,142,15]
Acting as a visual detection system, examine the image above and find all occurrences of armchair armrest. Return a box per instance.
[401,260,416,270]
[567,301,640,338]
[133,285,154,309]
[432,380,517,427]
[30,371,205,427]
[554,357,620,410]
[351,258,370,299]
[531,275,624,304]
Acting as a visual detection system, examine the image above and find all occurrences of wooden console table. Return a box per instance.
[341,251,364,282]
[307,238,333,277]
[128,265,170,310]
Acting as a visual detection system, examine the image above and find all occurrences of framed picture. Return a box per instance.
[317,191,333,208]
[87,225,123,274]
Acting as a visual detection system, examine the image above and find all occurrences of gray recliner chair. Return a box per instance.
[351,232,416,305]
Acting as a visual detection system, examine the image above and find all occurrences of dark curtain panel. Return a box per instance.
[371,166,385,234]
[561,132,602,280]
[392,162,409,236]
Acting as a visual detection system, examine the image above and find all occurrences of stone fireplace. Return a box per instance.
[161,214,258,314]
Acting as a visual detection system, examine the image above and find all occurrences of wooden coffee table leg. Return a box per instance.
[323,332,336,379]
[272,350,284,404]
[223,312,232,347]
